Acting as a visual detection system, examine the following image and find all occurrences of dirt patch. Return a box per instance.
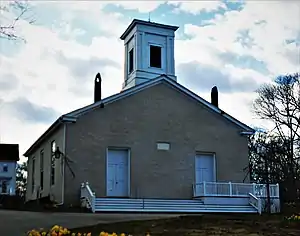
[71,214,300,236]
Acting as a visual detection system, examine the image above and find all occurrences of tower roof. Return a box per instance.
[120,19,179,40]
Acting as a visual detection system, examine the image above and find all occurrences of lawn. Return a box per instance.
[69,214,300,236]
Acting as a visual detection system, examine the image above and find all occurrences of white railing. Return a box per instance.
[193,181,280,198]
[80,182,96,213]
[249,192,262,214]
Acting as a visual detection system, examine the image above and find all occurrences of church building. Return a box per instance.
[24,19,279,213]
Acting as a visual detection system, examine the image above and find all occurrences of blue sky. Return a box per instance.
[0,1,299,160]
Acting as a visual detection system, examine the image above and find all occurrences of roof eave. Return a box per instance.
[240,131,256,136]
[120,19,179,40]
[23,115,77,157]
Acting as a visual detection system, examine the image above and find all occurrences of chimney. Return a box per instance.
[211,86,218,107]
[94,73,102,103]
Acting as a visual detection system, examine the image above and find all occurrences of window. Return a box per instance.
[1,180,7,194]
[32,156,35,193]
[150,45,162,68]
[40,149,44,190]
[3,164,8,172]
[51,141,56,186]
[128,48,134,73]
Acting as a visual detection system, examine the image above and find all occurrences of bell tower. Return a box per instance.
[120,19,179,90]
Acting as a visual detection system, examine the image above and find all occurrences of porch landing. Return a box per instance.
[80,181,282,214]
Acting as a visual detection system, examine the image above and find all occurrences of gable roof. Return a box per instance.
[65,75,255,132]
[0,143,19,162]
[24,75,255,157]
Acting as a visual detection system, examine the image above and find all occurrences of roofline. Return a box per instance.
[65,75,255,132]
[23,115,76,157]
[25,76,254,157]
[120,19,179,40]
[240,131,256,135]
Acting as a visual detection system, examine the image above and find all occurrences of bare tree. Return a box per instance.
[0,0,35,41]
[253,72,300,201]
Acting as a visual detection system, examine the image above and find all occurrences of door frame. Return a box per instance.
[105,147,131,197]
[194,152,217,183]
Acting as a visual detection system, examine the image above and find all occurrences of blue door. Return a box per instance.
[106,149,129,197]
[195,154,215,183]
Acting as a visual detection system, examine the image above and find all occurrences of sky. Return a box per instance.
[0,0,299,162]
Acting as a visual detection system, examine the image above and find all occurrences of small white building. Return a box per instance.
[0,144,19,195]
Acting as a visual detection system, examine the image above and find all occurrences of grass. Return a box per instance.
[70,213,300,236]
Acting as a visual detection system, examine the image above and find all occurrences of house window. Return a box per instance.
[40,149,44,190]
[32,156,35,193]
[1,180,7,194]
[51,141,56,186]
[128,48,134,73]
[3,164,8,172]
[150,45,162,68]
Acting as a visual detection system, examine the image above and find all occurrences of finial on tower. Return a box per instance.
[148,12,151,22]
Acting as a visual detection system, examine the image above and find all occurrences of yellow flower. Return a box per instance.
[52,225,60,232]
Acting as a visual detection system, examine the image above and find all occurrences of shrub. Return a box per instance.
[27,225,151,236]
[285,214,300,221]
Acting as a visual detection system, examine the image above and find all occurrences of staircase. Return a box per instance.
[94,198,257,213]
[80,182,258,214]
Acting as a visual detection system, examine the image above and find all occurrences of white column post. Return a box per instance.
[203,181,206,196]
[276,183,280,197]
[92,191,96,213]
[229,182,232,196]
[252,183,256,195]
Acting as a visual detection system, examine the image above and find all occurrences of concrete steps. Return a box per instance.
[94,198,257,213]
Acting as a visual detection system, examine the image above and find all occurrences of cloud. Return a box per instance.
[177,61,259,93]
[4,97,60,124]
[168,1,227,14]
[0,1,298,161]
[55,51,121,81]
[108,1,165,12]
[0,73,19,92]
[180,1,300,76]
[218,52,269,75]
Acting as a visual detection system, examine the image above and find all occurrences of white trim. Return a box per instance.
[62,116,76,122]
[240,131,255,135]
[105,147,130,197]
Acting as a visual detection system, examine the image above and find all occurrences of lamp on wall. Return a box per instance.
[54,146,62,159]
[52,146,76,179]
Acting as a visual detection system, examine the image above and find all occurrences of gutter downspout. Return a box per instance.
[57,123,66,206]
